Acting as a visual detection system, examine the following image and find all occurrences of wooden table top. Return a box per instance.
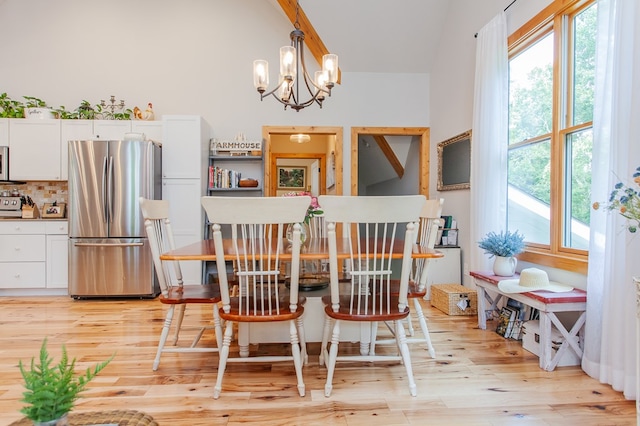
[470,271,587,304]
[161,238,443,261]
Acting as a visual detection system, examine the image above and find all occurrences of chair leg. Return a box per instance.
[289,320,306,397]
[296,316,308,365]
[406,313,416,337]
[213,321,234,399]
[153,305,175,371]
[212,305,223,350]
[171,304,186,345]
[369,321,378,355]
[324,319,341,397]
[319,316,332,366]
[413,298,436,358]
[395,319,417,397]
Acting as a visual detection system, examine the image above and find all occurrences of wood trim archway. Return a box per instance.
[350,127,430,197]
[262,126,343,197]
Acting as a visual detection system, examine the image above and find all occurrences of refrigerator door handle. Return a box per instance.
[107,155,114,224]
[73,242,145,247]
[102,156,109,222]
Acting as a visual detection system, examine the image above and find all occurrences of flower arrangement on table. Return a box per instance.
[592,166,640,233]
[281,191,323,224]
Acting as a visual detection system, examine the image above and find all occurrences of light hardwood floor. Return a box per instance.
[0,296,634,425]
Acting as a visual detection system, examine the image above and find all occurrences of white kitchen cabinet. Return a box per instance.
[162,179,203,283]
[0,220,68,293]
[131,120,163,142]
[8,119,62,180]
[93,120,132,140]
[45,221,68,289]
[0,118,8,146]
[160,115,208,283]
[162,115,208,179]
[60,120,94,181]
[425,247,461,300]
[0,221,46,289]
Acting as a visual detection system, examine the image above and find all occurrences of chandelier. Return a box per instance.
[252,1,338,112]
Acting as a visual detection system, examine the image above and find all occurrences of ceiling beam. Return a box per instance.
[372,135,404,179]
[276,0,342,84]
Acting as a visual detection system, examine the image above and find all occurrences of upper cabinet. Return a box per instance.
[9,119,62,180]
[7,119,163,181]
[162,115,208,179]
[0,118,8,146]
[93,120,133,140]
[131,121,163,142]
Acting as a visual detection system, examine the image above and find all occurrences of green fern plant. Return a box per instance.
[18,338,114,423]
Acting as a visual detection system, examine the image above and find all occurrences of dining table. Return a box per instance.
[160,237,443,354]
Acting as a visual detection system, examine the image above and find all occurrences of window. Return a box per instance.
[507,0,596,272]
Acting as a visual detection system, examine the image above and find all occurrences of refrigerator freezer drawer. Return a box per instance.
[68,238,159,298]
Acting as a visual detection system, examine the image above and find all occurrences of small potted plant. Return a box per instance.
[478,230,525,276]
[23,96,57,119]
[19,338,114,426]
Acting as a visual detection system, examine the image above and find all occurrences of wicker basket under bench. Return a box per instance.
[431,283,478,316]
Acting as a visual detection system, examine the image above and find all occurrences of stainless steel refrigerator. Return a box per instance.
[68,139,162,298]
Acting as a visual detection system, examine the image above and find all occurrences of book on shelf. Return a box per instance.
[208,165,241,189]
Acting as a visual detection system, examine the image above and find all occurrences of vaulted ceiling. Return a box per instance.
[271,0,451,74]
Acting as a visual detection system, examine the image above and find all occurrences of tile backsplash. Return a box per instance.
[0,181,68,208]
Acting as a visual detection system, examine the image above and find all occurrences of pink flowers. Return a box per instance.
[282,191,323,224]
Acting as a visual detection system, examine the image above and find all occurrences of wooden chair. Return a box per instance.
[139,198,222,371]
[371,198,443,358]
[318,194,426,397]
[201,195,310,399]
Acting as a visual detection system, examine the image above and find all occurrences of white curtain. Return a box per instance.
[583,0,640,399]
[470,13,509,274]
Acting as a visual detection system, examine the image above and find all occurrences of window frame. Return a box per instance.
[508,0,595,274]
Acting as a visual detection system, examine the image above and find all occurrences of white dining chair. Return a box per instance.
[318,194,426,397]
[201,195,310,399]
[371,198,444,358]
[140,198,223,371]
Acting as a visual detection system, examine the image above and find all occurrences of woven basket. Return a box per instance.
[431,284,477,316]
[9,410,158,426]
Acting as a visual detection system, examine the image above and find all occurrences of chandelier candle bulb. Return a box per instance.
[323,54,338,86]
[280,46,296,79]
[315,71,327,100]
[253,60,269,91]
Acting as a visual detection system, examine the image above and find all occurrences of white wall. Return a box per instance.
[0,0,430,196]
[429,0,586,289]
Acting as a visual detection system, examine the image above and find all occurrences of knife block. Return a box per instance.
[22,204,40,219]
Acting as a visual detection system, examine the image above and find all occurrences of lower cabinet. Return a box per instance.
[0,221,46,289]
[46,221,69,289]
[0,220,68,294]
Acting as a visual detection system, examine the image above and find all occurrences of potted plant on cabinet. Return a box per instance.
[478,230,525,277]
[23,96,57,119]
[18,338,114,426]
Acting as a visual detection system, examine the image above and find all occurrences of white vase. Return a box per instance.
[493,256,517,277]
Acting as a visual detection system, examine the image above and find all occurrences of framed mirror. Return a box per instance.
[437,130,471,191]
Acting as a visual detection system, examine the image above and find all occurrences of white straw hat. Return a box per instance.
[497,268,573,293]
